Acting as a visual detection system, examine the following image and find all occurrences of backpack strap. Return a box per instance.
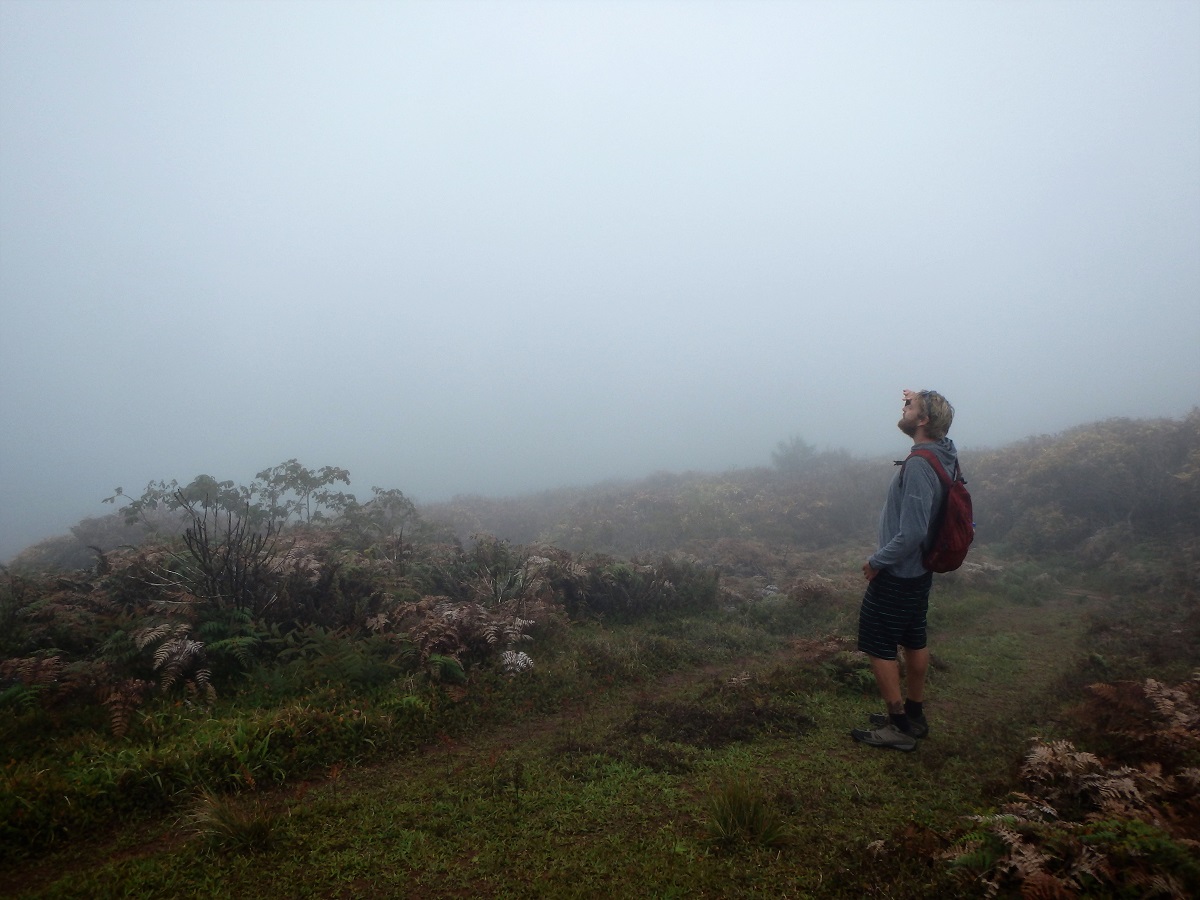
[905,449,957,487]
[902,450,959,554]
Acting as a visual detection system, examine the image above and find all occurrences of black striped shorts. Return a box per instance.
[857,570,934,660]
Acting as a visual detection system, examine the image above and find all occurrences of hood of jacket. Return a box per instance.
[910,436,959,474]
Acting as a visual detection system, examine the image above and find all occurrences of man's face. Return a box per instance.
[897,389,925,437]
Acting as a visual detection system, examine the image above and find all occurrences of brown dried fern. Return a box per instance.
[398,596,537,668]
[0,653,65,686]
[98,677,152,737]
[134,623,215,701]
[950,675,1200,899]
[1079,675,1200,769]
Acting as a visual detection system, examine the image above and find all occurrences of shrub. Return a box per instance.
[565,555,720,621]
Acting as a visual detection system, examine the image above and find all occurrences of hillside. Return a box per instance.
[2,412,1198,898]
[12,411,1200,584]
[420,412,1200,593]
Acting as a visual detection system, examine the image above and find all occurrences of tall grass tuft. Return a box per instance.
[187,789,284,854]
[705,775,789,848]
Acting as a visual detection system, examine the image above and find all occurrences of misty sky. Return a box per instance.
[2,0,1198,561]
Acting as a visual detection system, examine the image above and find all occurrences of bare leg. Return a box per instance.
[903,647,929,703]
[869,655,904,714]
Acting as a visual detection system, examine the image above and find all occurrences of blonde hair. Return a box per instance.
[919,390,954,440]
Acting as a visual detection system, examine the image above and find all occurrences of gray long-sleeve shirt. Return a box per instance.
[869,437,959,578]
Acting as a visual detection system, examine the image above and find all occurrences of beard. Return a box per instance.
[897,416,919,437]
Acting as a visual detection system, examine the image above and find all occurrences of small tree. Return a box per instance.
[104,475,247,527]
[107,460,355,529]
[771,435,816,474]
[252,460,353,524]
[341,487,422,560]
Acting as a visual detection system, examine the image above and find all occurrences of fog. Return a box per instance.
[1,0,1197,561]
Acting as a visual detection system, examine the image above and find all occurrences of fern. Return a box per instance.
[134,624,215,701]
[427,653,467,685]
[364,612,390,633]
[98,678,152,737]
[501,650,534,675]
[134,622,179,651]
[399,596,537,671]
[0,682,43,713]
[1076,675,1200,769]
[1,652,157,736]
[98,627,143,669]
[0,653,65,686]
[206,635,258,670]
[949,675,1200,898]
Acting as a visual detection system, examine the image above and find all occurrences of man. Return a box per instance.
[851,388,958,752]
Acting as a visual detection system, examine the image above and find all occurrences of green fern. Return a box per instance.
[1080,819,1200,892]
[98,628,143,668]
[946,836,1003,873]
[0,682,42,713]
[427,653,467,685]
[206,635,259,670]
[945,840,1003,873]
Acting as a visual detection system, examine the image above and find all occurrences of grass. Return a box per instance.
[185,790,284,855]
[0,567,1170,899]
[704,773,790,847]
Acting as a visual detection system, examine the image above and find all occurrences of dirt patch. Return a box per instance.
[618,694,810,749]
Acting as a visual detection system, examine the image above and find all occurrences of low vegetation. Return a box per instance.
[1,413,1197,898]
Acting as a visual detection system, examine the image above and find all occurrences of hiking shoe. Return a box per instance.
[851,722,917,752]
[869,712,929,740]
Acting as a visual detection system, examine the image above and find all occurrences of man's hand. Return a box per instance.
[862,561,879,581]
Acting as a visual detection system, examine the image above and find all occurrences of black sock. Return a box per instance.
[905,699,924,719]
[889,713,912,734]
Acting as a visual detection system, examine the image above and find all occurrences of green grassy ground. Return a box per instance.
[2,573,1097,899]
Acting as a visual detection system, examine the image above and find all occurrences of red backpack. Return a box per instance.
[905,449,975,573]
